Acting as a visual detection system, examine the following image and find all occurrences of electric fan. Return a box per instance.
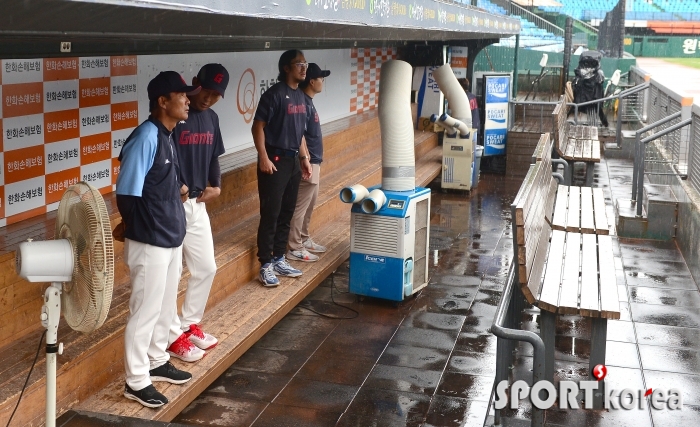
[15,182,114,427]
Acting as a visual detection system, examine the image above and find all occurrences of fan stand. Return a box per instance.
[42,283,63,427]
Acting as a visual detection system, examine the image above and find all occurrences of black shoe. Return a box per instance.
[149,361,192,384]
[124,383,168,408]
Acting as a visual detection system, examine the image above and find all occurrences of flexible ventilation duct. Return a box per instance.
[340,184,369,204]
[361,189,387,214]
[379,60,415,192]
[440,113,470,136]
[430,114,457,136]
[433,64,472,125]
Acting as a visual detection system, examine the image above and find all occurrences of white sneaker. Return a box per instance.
[287,249,319,262]
[259,262,280,287]
[303,238,327,253]
[273,256,303,277]
[186,324,218,350]
[167,333,205,362]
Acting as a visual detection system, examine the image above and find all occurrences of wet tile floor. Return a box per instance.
[165,173,519,427]
[58,156,700,427]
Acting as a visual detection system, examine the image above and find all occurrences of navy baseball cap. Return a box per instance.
[305,63,330,81]
[147,71,200,101]
[197,63,230,98]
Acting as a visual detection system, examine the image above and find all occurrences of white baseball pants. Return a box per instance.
[169,198,217,343]
[123,239,183,390]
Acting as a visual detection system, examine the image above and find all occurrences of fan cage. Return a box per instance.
[56,182,114,333]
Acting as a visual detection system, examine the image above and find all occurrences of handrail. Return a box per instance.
[491,262,545,427]
[614,82,651,147]
[571,15,598,34]
[566,82,650,127]
[634,117,692,217]
[508,83,649,132]
[508,99,559,133]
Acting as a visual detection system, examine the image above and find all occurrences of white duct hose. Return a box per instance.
[379,60,415,192]
[440,113,471,137]
[433,64,472,125]
[361,189,387,214]
[430,114,457,135]
[339,184,369,203]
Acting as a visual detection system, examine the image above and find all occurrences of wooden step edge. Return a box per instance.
[74,223,351,421]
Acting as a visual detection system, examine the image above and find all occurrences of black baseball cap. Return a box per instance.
[196,63,230,98]
[305,63,331,81]
[147,71,200,101]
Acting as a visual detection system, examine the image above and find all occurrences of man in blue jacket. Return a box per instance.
[116,71,199,408]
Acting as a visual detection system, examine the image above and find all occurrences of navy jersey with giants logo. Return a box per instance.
[174,108,225,194]
[254,82,306,151]
[303,93,323,164]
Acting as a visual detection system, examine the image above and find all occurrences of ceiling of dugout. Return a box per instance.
[0,0,519,57]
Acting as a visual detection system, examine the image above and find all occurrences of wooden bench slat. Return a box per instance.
[544,176,558,225]
[551,185,569,231]
[538,230,566,313]
[518,161,550,268]
[592,187,610,235]
[583,138,593,162]
[518,176,546,258]
[564,137,576,159]
[598,235,621,319]
[592,137,601,161]
[532,133,552,164]
[523,223,552,303]
[514,164,539,226]
[566,186,581,232]
[574,137,584,160]
[558,232,582,315]
[580,187,596,234]
[579,233,601,317]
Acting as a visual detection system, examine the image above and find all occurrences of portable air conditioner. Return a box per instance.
[348,186,431,301]
[442,129,476,190]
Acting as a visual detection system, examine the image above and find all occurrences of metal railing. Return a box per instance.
[632,115,692,216]
[491,262,545,427]
[509,82,649,147]
[646,78,691,178]
[690,105,700,196]
[509,100,559,133]
[628,67,650,123]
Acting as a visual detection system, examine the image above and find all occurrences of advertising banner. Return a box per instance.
[0,47,395,226]
[483,74,511,157]
[412,66,444,125]
[450,46,468,79]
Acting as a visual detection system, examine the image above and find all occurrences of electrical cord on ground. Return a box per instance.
[6,330,46,427]
[297,270,359,319]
